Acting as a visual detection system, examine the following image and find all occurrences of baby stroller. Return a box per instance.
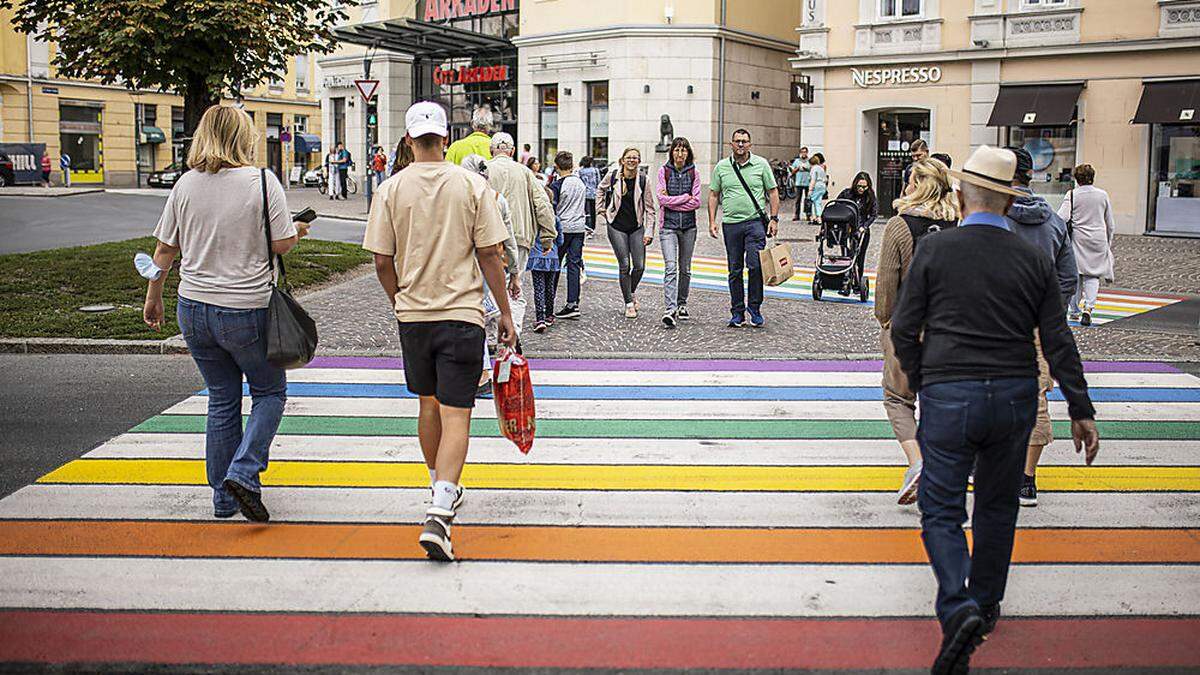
[812,198,870,303]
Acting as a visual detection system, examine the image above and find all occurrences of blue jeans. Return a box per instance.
[176,297,287,515]
[917,377,1039,628]
[721,218,766,316]
[561,232,586,305]
[660,227,697,313]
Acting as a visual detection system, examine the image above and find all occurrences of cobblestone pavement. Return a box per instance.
[303,196,1199,359]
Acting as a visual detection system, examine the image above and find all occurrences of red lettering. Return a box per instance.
[504,0,517,10]
[500,65,508,80]
[464,0,476,13]
[453,0,466,18]
[424,0,440,20]
[491,0,501,11]
[441,0,453,21]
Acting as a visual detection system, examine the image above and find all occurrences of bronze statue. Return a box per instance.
[655,114,675,152]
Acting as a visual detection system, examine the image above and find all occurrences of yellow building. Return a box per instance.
[0,8,323,187]
[793,0,1200,236]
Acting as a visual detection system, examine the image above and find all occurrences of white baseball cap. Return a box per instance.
[405,101,448,138]
[490,131,515,150]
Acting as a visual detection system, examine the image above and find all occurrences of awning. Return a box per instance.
[987,84,1083,127]
[1133,80,1200,124]
[140,126,166,144]
[334,18,514,58]
[294,133,321,154]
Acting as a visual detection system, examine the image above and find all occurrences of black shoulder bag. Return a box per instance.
[260,169,318,369]
[730,158,767,223]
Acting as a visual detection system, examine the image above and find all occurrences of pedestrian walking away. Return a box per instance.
[808,152,828,223]
[1006,145,1079,508]
[486,131,557,334]
[889,145,1099,675]
[657,136,702,327]
[362,101,516,562]
[708,128,780,328]
[872,158,960,505]
[835,171,879,268]
[550,151,588,321]
[790,146,811,222]
[142,104,309,523]
[527,207,563,333]
[598,147,658,318]
[445,106,494,167]
[578,156,601,236]
[1058,163,1115,327]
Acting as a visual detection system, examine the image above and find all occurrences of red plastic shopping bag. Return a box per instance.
[492,349,536,453]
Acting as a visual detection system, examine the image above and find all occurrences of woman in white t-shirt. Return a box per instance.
[143,104,307,522]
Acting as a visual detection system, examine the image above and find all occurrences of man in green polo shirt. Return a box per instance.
[708,128,780,327]
[445,106,495,166]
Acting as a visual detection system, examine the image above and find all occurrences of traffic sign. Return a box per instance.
[280,130,292,144]
[355,79,380,103]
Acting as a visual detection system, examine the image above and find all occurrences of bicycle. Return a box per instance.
[317,167,359,196]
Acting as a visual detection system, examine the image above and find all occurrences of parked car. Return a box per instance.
[303,167,322,188]
[146,162,183,188]
[0,152,14,187]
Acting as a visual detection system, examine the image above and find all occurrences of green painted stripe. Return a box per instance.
[133,415,1200,440]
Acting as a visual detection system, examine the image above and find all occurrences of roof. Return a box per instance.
[334,18,514,58]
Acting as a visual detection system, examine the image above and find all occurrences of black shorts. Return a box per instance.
[397,320,485,408]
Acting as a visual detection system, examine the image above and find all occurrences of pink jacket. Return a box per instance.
[657,163,702,230]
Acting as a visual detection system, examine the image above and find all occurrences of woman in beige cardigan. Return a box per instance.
[1057,163,1115,326]
[873,158,960,505]
[598,147,659,318]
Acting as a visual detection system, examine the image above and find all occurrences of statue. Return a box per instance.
[655,114,675,152]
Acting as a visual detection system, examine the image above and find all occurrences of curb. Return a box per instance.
[0,188,104,198]
[0,337,189,355]
[317,212,367,222]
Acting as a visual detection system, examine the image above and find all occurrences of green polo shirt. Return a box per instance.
[445,131,493,167]
[710,154,777,224]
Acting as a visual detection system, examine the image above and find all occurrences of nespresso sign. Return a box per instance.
[423,0,517,22]
[852,65,942,88]
[434,65,510,86]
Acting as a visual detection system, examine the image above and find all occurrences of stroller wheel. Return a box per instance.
[859,275,870,303]
[812,277,823,301]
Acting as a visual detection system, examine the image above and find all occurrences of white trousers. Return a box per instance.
[1071,275,1101,312]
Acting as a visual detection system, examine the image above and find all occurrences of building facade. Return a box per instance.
[322,0,803,187]
[0,8,323,187]
[793,0,1200,236]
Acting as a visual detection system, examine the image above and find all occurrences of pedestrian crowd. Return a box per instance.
[142,100,1112,675]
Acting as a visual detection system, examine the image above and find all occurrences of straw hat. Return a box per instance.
[947,145,1025,197]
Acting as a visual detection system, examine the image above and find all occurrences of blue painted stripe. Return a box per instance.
[214,383,1200,402]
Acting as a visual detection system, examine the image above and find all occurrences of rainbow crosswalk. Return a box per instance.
[0,356,1198,670]
[583,244,1186,322]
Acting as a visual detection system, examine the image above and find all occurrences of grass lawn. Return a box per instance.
[0,237,370,340]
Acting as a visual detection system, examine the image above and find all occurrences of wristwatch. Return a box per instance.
[769,215,779,223]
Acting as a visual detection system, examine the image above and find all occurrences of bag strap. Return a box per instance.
[730,158,766,223]
[261,168,287,290]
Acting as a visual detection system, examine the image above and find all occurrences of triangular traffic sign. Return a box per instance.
[355,79,380,103]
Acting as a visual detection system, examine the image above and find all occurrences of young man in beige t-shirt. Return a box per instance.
[362,101,515,561]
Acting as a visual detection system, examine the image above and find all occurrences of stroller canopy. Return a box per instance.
[821,199,860,227]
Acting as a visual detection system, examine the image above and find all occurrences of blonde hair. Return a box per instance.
[620,147,641,162]
[187,105,257,173]
[892,158,959,221]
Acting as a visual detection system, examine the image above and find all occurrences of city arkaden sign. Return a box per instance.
[851,65,942,88]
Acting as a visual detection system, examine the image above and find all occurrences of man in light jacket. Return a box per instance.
[485,132,556,331]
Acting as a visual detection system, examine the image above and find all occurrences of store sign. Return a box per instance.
[322,75,355,89]
[424,0,517,22]
[434,65,510,86]
[851,65,942,88]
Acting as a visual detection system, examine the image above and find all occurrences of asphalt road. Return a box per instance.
[0,191,364,254]
[0,354,202,498]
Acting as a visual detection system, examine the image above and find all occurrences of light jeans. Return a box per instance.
[660,227,697,313]
[1071,275,1101,313]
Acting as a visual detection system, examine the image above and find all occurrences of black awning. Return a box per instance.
[334,18,514,58]
[1133,80,1200,124]
[987,84,1083,127]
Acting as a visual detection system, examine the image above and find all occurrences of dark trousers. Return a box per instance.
[721,218,766,316]
[794,185,810,219]
[530,270,558,323]
[556,232,586,306]
[338,166,349,197]
[585,198,596,231]
[917,377,1039,628]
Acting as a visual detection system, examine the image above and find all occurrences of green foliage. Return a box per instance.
[0,236,371,339]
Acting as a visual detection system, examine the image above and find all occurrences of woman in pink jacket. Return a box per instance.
[657,137,702,328]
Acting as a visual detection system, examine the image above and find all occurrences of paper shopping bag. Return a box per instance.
[759,241,795,287]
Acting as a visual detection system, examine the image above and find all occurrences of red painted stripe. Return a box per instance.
[0,611,1196,669]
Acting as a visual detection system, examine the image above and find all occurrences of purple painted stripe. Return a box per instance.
[306,356,1181,374]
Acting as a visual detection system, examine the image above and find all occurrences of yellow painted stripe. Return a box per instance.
[36,459,1200,492]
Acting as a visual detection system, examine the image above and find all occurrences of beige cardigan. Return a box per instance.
[597,168,659,238]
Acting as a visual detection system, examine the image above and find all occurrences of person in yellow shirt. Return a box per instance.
[444,106,494,166]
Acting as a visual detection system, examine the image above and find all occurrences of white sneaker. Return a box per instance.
[418,507,455,561]
[898,462,922,505]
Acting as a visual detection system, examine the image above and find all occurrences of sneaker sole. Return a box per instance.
[933,613,985,675]
[223,479,269,523]
[418,533,454,562]
[897,474,920,505]
[453,490,465,511]
[1019,496,1038,507]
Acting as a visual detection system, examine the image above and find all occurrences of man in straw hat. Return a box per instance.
[889,145,1099,674]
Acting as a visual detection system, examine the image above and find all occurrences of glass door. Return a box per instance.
[876,111,929,217]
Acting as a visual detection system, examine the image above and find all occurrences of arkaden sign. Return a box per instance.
[434,65,510,86]
[424,0,517,22]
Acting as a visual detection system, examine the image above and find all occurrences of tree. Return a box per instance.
[3,0,354,142]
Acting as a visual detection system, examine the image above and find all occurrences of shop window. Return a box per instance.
[58,103,104,183]
[1008,117,1077,211]
[879,0,921,20]
[538,85,558,168]
[587,81,609,167]
[1148,124,1200,235]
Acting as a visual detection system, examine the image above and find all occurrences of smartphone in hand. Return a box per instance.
[293,207,318,224]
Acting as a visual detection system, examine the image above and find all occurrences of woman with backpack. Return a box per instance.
[873,158,960,507]
[656,137,701,327]
[597,147,658,318]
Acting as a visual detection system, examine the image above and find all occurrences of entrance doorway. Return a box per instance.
[875,110,930,217]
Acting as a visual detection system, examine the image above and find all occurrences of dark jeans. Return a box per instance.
[721,218,767,316]
[917,377,1039,628]
[794,185,810,219]
[585,198,596,231]
[176,297,287,515]
[558,232,586,306]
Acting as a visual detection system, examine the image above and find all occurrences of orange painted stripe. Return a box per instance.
[1,521,1198,564]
